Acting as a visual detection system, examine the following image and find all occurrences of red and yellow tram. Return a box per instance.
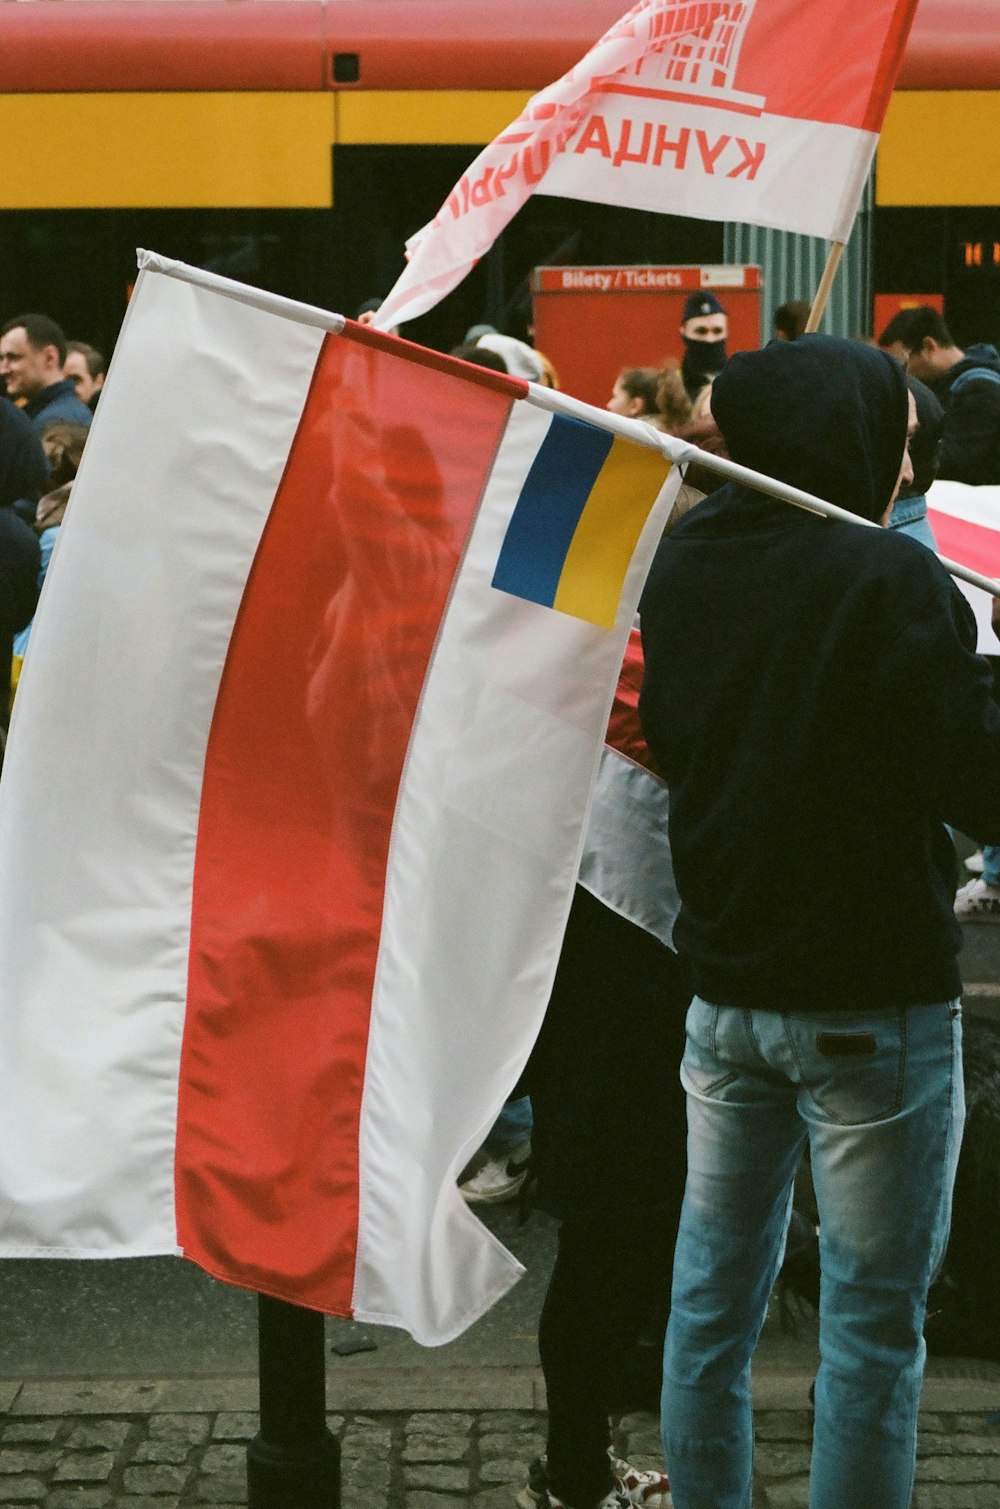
[0,0,995,353]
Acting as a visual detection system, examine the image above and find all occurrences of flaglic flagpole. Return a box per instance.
[523,385,1000,602]
[247,1294,340,1507]
[805,242,846,333]
[130,254,1000,603]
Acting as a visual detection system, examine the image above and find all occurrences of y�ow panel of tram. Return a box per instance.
[0,0,995,356]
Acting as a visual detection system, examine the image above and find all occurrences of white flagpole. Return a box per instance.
[526,383,1000,600]
[131,252,1000,603]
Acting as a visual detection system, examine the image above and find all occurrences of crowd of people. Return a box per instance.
[0,313,101,763]
[448,297,1000,1509]
[3,286,1000,1509]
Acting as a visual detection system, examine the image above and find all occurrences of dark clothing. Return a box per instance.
[0,397,48,511]
[904,374,944,499]
[639,334,1000,1015]
[681,338,727,404]
[526,887,690,1505]
[0,507,41,736]
[934,343,1000,485]
[708,334,909,521]
[526,886,690,1220]
[24,379,93,434]
[539,1210,678,1506]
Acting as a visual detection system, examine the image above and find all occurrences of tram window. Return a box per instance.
[333,53,361,83]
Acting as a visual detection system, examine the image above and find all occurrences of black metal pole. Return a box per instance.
[247,1293,340,1508]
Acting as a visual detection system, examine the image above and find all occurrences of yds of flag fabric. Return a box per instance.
[0,252,680,1345]
[928,480,1000,654]
[581,629,680,950]
[928,482,1000,586]
[376,0,919,330]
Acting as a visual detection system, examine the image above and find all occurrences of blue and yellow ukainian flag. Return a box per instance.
[491,409,674,630]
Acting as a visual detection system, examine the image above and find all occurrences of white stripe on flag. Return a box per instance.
[927,480,1000,654]
[541,108,875,243]
[354,401,681,1340]
[928,480,1000,532]
[0,257,683,1343]
[0,270,325,1253]
[578,747,680,950]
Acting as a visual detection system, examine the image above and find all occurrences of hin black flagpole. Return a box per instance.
[247,1293,340,1507]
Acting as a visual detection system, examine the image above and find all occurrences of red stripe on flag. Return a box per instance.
[928,511,1000,583]
[737,0,917,131]
[343,316,529,401]
[862,0,921,133]
[605,628,666,781]
[177,332,514,1313]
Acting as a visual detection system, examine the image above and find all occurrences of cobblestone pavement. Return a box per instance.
[752,1403,1000,1509]
[2,1374,1000,1507]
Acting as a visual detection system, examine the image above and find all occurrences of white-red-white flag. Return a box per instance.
[376,0,918,331]
[928,481,1000,654]
[0,253,681,1346]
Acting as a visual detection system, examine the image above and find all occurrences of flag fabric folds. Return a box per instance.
[377,0,919,330]
[928,481,1000,654]
[0,252,680,1345]
[580,629,680,950]
[929,482,1000,587]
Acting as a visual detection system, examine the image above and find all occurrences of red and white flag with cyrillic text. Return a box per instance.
[376,0,919,330]
[0,252,681,1345]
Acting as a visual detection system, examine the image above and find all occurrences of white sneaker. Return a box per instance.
[612,1457,672,1509]
[954,877,1000,923]
[517,1452,671,1509]
[965,850,985,874]
[537,1491,631,1509]
[458,1139,531,1204]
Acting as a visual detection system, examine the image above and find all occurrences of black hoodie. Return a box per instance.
[0,506,40,741]
[639,334,1000,1013]
[935,342,1000,486]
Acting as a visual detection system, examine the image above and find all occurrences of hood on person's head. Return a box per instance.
[475,333,543,382]
[710,334,909,523]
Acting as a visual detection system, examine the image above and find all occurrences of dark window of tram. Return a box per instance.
[333,54,361,84]
[874,208,1000,348]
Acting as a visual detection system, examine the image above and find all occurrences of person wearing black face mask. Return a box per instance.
[678,291,728,404]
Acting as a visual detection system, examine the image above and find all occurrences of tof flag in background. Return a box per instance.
[928,481,1000,654]
[376,0,920,330]
[0,252,680,1345]
[581,628,680,951]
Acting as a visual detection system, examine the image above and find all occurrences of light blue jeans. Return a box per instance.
[661,996,964,1509]
[888,495,937,554]
[484,1094,533,1155]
